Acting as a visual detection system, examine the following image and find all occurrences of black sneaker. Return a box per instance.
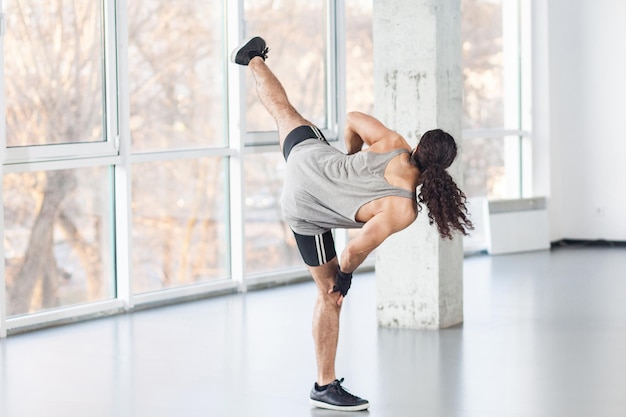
[230,36,269,65]
[309,378,370,411]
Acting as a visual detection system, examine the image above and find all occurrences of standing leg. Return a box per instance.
[308,258,342,386]
[307,258,369,412]
[290,231,369,411]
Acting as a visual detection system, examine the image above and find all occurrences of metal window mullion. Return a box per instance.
[326,0,340,138]
[502,0,522,199]
[6,299,126,334]
[3,154,121,174]
[462,128,530,140]
[130,147,235,164]
[520,0,533,197]
[133,280,238,307]
[103,0,120,149]
[0,182,5,338]
[333,0,347,135]
[4,141,118,165]
[0,4,7,337]
[516,0,524,197]
[226,0,246,292]
[0,168,5,339]
[329,0,349,255]
[114,0,133,309]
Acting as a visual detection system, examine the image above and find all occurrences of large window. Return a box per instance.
[1,0,339,336]
[4,1,105,147]
[3,166,115,316]
[2,0,118,324]
[128,1,225,152]
[461,0,531,200]
[1,0,532,336]
[243,0,329,137]
[341,0,532,200]
[131,158,228,293]
[126,0,230,297]
[340,0,532,250]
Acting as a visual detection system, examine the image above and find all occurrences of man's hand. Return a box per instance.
[330,267,352,306]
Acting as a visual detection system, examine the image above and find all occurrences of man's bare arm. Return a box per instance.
[339,212,405,273]
[344,116,364,154]
[344,112,401,153]
[331,203,415,304]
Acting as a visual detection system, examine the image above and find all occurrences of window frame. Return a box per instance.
[0,0,345,336]
[3,0,120,165]
[461,0,533,254]
[0,4,5,338]
[461,0,532,200]
[0,0,534,336]
[242,0,341,148]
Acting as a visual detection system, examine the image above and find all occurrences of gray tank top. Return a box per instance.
[281,139,416,235]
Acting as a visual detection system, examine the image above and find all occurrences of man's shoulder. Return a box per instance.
[367,134,411,153]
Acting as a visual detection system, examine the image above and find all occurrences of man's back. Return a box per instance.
[281,139,415,236]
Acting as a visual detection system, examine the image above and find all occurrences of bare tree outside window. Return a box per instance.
[3,0,113,316]
[243,0,326,133]
[131,159,228,293]
[5,1,104,147]
[128,0,225,152]
[3,168,114,316]
[127,0,228,292]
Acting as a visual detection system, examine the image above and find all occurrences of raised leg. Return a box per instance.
[248,57,313,149]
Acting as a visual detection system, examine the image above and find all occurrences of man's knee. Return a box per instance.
[315,277,343,307]
[276,109,309,139]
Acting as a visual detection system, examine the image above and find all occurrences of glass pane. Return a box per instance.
[132,158,228,293]
[461,0,505,129]
[244,0,327,134]
[462,136,521,199]
[4,1,104,146]
[128,1,225,152]
[346,0,374,113]
[3,167,115,316]
[244,152,301,274]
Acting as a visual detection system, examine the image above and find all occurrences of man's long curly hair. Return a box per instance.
[410,129,473,239]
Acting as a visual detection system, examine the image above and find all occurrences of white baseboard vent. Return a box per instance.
[486,197,550,255]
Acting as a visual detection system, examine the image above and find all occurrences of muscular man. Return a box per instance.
[231,36,472,412]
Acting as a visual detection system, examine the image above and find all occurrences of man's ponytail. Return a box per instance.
[412,129,473,239]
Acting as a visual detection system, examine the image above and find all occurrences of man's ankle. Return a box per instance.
[248,56,264,66]
[317,378,336,387]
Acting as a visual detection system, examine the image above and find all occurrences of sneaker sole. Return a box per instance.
[309,398,370,412]
[230,36,260,64]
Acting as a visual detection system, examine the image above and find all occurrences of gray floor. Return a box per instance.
[1,246,626,417]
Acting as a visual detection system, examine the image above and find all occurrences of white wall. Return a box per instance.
[540,0,626,241]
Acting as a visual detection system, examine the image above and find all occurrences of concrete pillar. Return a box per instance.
[373,0,464,329]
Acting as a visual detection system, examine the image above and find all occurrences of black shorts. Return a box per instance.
[282,125,328,161]
[292,230,337,267]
